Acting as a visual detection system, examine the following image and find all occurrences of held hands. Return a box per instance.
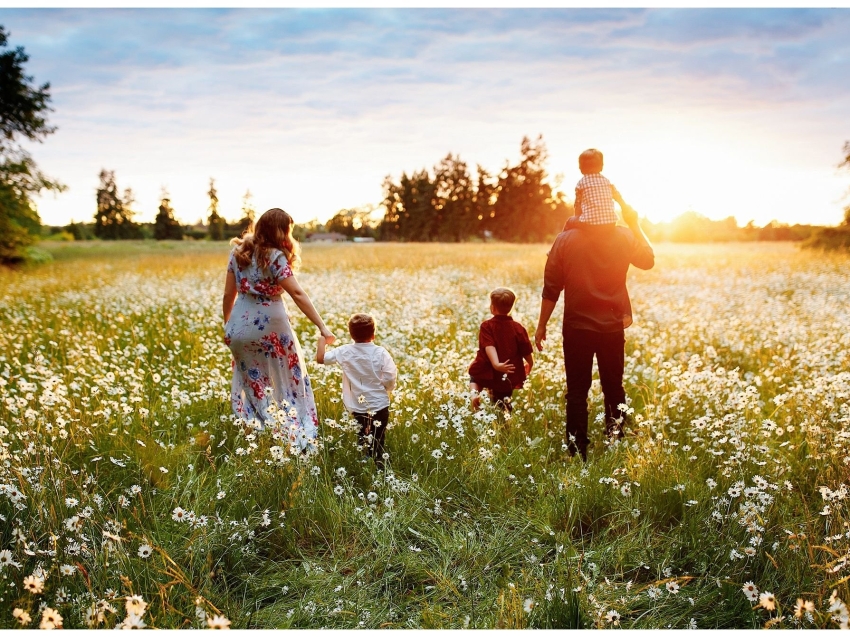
[320,330,336,346]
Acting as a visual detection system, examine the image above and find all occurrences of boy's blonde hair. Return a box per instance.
[348,313,375,342]
[579,148,604,175]
[490,288,516,315]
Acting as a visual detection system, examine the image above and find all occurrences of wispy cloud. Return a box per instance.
[3,8,849,226]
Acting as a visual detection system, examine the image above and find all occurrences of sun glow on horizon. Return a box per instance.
[551,114,845,228]
[31,110,847,231]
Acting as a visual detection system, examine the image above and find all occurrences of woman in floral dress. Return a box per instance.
[222,208,335,452]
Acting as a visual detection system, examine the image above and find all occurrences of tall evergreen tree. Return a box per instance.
[380,135,569,242]
[326,205,377,238]
[154,187,183,240]
[472,165,496,237]
[490,135,568,242]
[0,26,64,263]
[380,174,405,241]
[64,219,91,240]
[433,154,475,242]
[93,169,141,240]
[400,169,437,241]
[207,177,225,240]
[230,188,255,237]
[841,141,850,226]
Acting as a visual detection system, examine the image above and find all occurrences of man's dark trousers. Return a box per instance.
[562,327,627,459]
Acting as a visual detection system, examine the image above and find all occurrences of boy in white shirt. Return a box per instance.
[317,313,397,469]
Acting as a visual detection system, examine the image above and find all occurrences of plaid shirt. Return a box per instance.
[575,173,617,225]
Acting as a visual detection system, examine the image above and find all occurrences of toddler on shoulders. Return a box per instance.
[567,148,628,229]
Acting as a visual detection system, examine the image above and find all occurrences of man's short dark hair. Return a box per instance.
[348,313,375,342]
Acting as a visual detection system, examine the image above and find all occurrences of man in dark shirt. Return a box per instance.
[535,205,654,460]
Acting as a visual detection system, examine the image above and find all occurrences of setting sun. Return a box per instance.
[548,111,841,227]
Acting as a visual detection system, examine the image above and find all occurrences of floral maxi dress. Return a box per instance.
[224,248,319,451]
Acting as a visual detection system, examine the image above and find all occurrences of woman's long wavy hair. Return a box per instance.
[230,208,301,271]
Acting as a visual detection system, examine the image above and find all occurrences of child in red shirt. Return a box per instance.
[468,287,534,412]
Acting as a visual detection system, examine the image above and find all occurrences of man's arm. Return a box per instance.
[536,235,566,351]
[621,205,655,270]
[535,298,557,351]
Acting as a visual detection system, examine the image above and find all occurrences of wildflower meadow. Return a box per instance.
[1,240,849,629]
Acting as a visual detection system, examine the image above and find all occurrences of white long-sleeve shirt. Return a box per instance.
[322,342,397,412]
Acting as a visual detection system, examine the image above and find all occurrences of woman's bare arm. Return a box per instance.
[281,275,336,345]
[222,270,237,325]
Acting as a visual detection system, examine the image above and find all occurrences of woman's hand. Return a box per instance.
[321,329,336,346]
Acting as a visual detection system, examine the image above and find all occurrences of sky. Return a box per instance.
[4,7,850,228]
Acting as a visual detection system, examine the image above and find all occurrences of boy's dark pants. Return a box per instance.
[491,390,513,413]
[562,327,627,459]
[353,407,389,469]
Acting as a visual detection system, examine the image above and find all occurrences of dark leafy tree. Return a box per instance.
[379,135,568,242]
[490,135,570,242]
[229,188,255,238]
[0,149,64,261]
[207,177,225,240]
[93,170,142,239]
[380,169,437,241]
[64,219,92,240]
[292,218,325,242]
[841,141,850,226]
[433,154,476,242]
[472,165,496,236]
[153,187,183,240]
[0,26,64,263]
[380,174,405,241]
[326,205,378,238]
[0,27,53,146]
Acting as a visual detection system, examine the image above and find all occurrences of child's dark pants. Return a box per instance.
[353,407,390,469]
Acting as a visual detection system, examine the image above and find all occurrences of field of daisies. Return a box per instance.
[1,239,849,629]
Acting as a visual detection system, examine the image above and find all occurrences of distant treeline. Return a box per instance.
[47,211,835,245]
[282,211,834,245]
[298,135,845,245]
[641,212,821,244]
[38,136,850,250]
[376,136,572,242]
